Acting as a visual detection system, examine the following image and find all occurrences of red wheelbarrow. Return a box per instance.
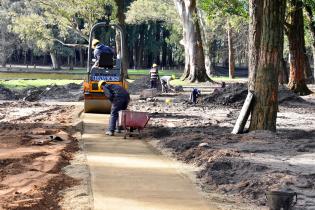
[118,110,150,139]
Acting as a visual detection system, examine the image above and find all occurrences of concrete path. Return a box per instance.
[83,113,218,210]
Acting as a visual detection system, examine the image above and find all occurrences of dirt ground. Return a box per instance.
[128,81,315,210]
[0,83,83,102]
[0,101,82,210]
[0,78,314,210]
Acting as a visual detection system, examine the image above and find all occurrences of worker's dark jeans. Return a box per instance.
[108,100,129,132]
[150,79,157,89]
[161,81,168,93]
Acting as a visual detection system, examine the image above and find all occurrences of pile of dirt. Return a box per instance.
[23,83,82,101]
[0,85,18,100]
[128,76,151,94]
[202,83,306,107]
[202,83,248,107]
[1,83,83,102]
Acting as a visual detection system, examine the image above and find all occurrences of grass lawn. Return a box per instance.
[0,72,86,80]
[0,79,83,90]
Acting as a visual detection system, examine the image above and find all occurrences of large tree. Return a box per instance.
[0,0,20,67]
[13,0,129,71]
[286,0,312,95]
[248,0,263,91]
[173,0,210,82]
[305,1,315,84]
[127,0,211,82]
[200,0,248,79]
[114,0,131,78]
[249,0,286,132]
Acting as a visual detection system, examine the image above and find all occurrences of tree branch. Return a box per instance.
[53,39,88,48]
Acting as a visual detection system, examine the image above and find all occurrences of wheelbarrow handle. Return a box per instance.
[291,192,298,207]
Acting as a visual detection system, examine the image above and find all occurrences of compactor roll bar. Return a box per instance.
[87,23,125,81]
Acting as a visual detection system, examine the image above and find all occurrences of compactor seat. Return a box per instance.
[98,53,114,69]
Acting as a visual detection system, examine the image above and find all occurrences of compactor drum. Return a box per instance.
[83,23,128,113]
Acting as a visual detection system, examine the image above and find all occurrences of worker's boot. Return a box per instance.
[105,131,114,136]
[115,126,123,133]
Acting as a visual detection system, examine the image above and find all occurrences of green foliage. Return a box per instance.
[0,0,22,65]
[12,0,118,52]
[13,14,55,51]
[126,0,184,65]
[199,0,248,18]
[126,0,178,24]
[36,0,116,39]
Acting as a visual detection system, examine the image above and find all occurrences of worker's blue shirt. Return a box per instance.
[94,44,114,59]
[102,84,130,104]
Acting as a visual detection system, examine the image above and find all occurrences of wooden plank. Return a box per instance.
[232,91,254,134]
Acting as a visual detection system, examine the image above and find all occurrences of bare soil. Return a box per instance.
[0,101,81,210]
[0,83,83,102]
[129,81,315,210]
[1,79,314,210]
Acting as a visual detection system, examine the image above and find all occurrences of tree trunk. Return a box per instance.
[248,0,264,91]
[79,48,84,67]
[43,54,46,65]
[132,46,136,69]
[137,25,145,68]
[305,4,315,84]
[228,23,235,79]
[50,52,60,70]
[209,40,217,75]
[70,56,74,70]
[313,46,315,82]
[174,0,211,82]
[162,29,168,67]
[0,27,6,67]
[278,58,289,84]
[304,54,313,83]
[1,59,6,67]
[198,9,215,77]
[168,47,173,66]
[286,0,312,95]
[24,50,27,65]
[249,0,286,132]
[114,0,129,79]
[155,22,161,65]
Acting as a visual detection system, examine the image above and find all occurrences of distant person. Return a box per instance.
[99,81,130,136]
[150,64,159,89]
[190,88,201,104]
[160,75,175,93]
[213,82,227,94]
[92,39,114,68]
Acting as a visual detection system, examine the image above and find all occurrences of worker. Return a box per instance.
[190,88,201,104]
[160,74,176,93]
[92,39,114,68]
[150,64,159,89]
[213,82,227,94]
[99,81,130,136]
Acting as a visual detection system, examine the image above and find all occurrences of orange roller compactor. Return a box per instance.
[83,23,128,114]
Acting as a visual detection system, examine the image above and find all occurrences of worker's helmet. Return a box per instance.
[152,63,158,68]
[92,39,100,49]
[171,74,176,80]
[98,80,106,90]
